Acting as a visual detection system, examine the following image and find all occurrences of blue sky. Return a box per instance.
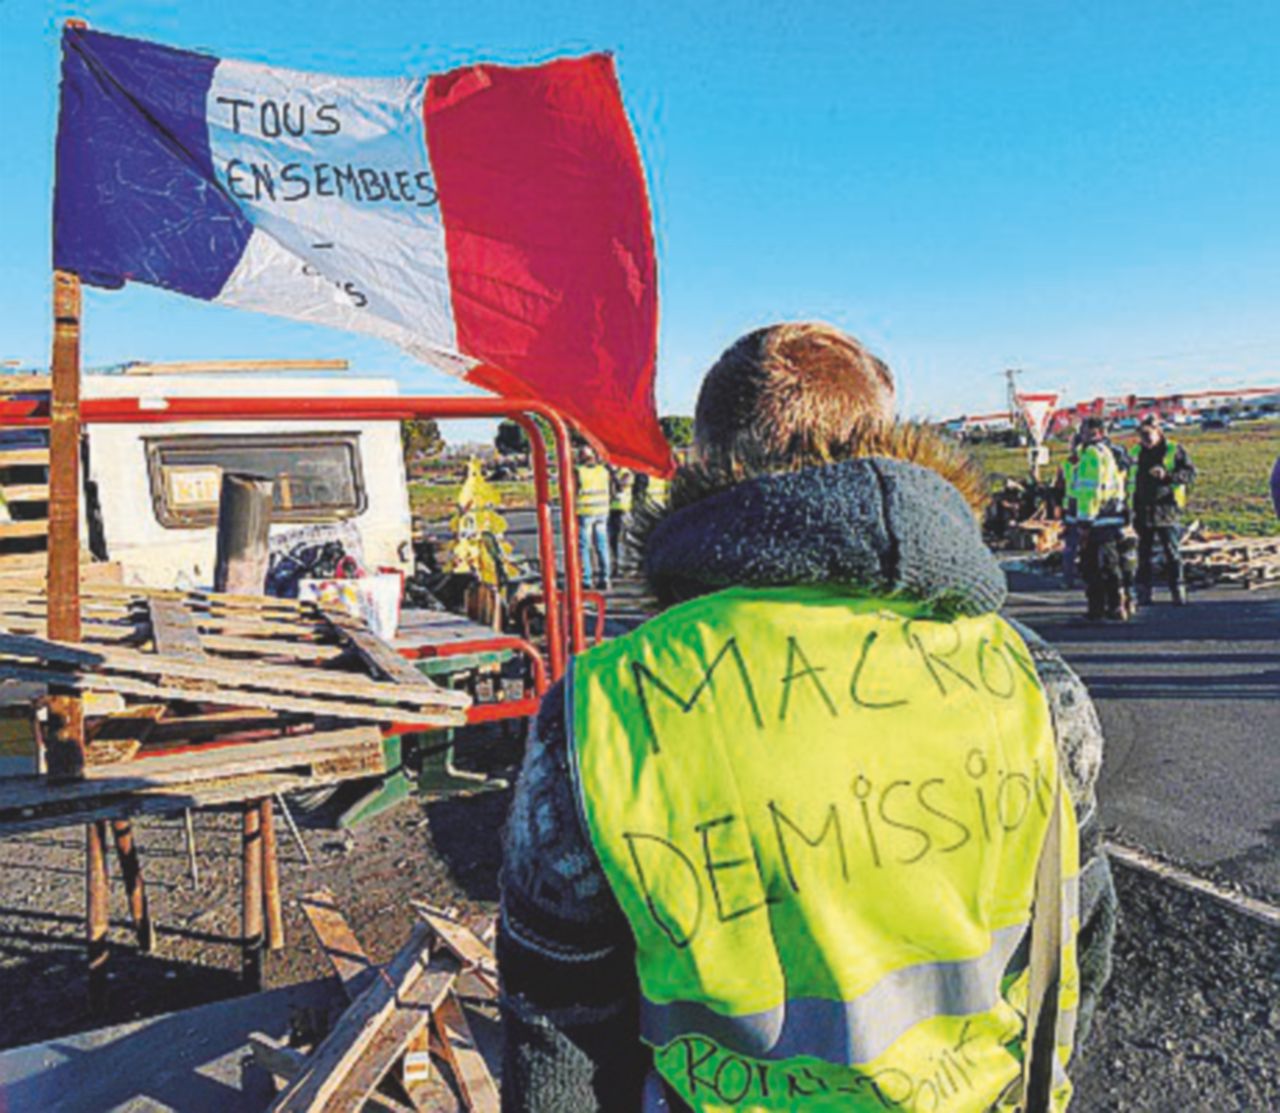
[2,0,1278,436]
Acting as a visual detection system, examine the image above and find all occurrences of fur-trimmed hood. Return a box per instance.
[642,454,1006,617]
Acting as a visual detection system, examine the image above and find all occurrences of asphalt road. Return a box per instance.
[497,507,1280,901]
[1003,565,1280,902]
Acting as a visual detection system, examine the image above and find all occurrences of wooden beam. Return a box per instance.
[321,606,426,686]
[86,818,108,1012]
[0,521,50,539]
[412,903,499,998]
[0,520,51,539]
[261,797,284,952]
[268,924,459,1113]
[433,994,500,1112]
[78,725,384,787]
[2,484,50,502]
[299,889,378,1000]
[123,359,349,375]
[243,802,264,986]
[0,758,387,838]
[0,374,51,393]
[0,631,470,711]
[147,598,207,660]
[0,661,464,727]
[0,446,51,467]
[46,269,83,779]
[110,819,154,952]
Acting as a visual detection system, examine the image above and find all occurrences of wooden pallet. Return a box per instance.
[0,725,386,835]
[0,375,51,566]
[0,584,470,731]
[1181,526,1280,590]
[254,889,500,1112]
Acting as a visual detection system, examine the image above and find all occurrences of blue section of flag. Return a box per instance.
[53,27,252,299]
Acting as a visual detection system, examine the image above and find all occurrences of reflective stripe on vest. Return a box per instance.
[646,475,670,507]
[612,485,634,512]
[576,464,610,517]
[569,586,1080,1111]
[1071,444,1124,524]
[1061,459,1079,522]
[1127,441,1187,509]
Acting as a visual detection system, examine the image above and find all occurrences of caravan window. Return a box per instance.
[146,433,366,528]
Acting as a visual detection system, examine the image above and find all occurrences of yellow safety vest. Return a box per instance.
[570,586,1080,1112]
[612,481,634,513]
[646,475,670,508]
[1068,444,1124,524]
[1060,459,1079,522]
[1126,442,1188,510]
[576,464,611,517]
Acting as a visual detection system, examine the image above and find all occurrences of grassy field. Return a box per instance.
[409,478,537,521]
[970,422,1280,536]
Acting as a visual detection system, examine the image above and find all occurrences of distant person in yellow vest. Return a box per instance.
[641,471,670,511]
[1068,417,1129,621]
[500,322,1115,1111]
[575,446,612,591]
[1128,416,1196,606]
[609,467,635,572]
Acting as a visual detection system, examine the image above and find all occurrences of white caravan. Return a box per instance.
[82,374,413,588]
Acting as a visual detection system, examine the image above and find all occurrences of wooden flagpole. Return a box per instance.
[46,268,85,779]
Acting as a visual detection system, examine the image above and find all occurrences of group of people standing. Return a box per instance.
[574,448,669,590]
[1057,415,1197,620]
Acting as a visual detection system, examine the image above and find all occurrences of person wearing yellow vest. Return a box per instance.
[576,446,613,591]
[500,323,1115,1112]
[610,467,635,572]
[1066,418,1130,621]
[1128,416,1196,606]
[643,472,670,510]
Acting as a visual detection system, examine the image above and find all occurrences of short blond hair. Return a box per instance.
[693,322,895,469]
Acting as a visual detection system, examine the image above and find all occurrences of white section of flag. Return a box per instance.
[207,60,458,361]
[215,230,474,376]
[1016,393,1059,443]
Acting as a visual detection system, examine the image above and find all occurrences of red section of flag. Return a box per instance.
[424,54,671,475]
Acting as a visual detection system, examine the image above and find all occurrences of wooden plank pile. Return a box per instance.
[1009,510,1064,554]
[0,584,470,835]
[252,888,500,1113]
[0,375,52,573]
[0,584,470,729]
[1180,524,1280,590]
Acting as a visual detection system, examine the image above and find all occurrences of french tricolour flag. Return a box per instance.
[54,27,670,474]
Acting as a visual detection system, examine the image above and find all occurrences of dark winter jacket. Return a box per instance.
[499,456,1116,1112]
[1130,438,1196,529]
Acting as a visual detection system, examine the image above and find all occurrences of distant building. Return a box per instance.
[946,382,1280,437]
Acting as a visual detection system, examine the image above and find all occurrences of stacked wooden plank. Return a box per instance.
[0,374,52,574]
[0,585,470,835]
[1009,511,1064,554]
[1181,526,1280,589]
[253,889,500,1113]
[0,584,470,728]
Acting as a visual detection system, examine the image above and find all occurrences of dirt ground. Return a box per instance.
[0,727,518,1056]
[1,725,1277,1110]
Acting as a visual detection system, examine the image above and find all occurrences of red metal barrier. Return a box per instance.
[0,392,588,682]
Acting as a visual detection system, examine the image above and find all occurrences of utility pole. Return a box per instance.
[1005,368,1024,439]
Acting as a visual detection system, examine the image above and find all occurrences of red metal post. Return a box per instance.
[514,414,564,679]
[541,410,587,655]
[0,392,595,672]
